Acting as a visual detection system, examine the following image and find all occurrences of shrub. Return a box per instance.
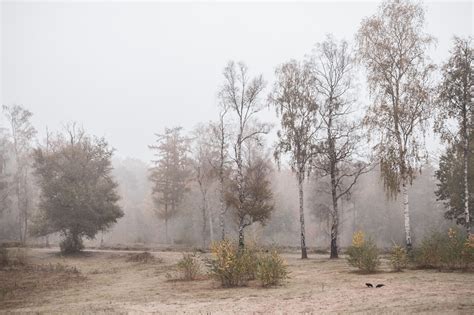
[346,231,380,273]
[208,240,258,287]
[256,250,288,287]
[415,228,474,270]
[390,244,408,272]
[60,234,84,254]
[177,253,201,281]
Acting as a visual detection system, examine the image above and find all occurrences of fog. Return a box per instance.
[0,1,472,250]
[1,1,472,161]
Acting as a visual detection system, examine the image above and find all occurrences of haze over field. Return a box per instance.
[0,1,474,312]
[1,1,472,161]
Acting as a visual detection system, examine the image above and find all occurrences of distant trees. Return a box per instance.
[219,61,271,247]
[356,0,435,250]
[3,105,37,244]
[210,106,231,240]
[191,123,218,248]
[434,37,473,234]
[310,36,369,259]
[270,60,319,259]
[0,129,10,215]
[32,126,123,253]
[149,127,191,244]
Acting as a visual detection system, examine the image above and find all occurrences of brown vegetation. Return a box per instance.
[0,248,472,313]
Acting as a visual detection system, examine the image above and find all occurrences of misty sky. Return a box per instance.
[1,1,472,162]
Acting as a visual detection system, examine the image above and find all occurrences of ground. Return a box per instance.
[1,248,473,313]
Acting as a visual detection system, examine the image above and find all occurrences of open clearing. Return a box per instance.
[1,248,473,313]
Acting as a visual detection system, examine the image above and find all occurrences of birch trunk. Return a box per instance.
[238,219,245,248]
[201,193,207,249]
[297,172,308,259]
[330,175,339,259]
[463,114,471,234]
[209,209,214,244]
[402,179,412,250]
[219,171,226,240]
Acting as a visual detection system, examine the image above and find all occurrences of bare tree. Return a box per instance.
[219,61,269,247]
[191,123,218,248]
[269,60,319,259]
[3,105,37,244]
[0,128,10,215]
[210,105,231,240]
[356,0,435,250]
[434,37,473,234]
[149,127,191,244]
[310,36,371,258]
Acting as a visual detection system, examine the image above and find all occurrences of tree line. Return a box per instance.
[0,0,472,257]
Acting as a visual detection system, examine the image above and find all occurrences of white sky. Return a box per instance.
[1,1,473,162]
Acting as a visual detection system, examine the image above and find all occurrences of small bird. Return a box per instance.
[376,284,385,288]
[366,283,373,288]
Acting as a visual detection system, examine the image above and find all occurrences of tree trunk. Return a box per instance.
[330,179,339,259]
[164,203,169,244]
[219,179,226,241]
[298,172,308,259]
[23,171,29,245]
[239,220,245,249]
[402,179,412,250]
[201,193,207,249]
[16,178,23,244]
[209,210,214,245]
[463,113,471,235]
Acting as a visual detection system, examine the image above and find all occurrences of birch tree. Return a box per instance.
[434,37,473,234]
[3,105,37,244]
[210,106,231,240]
[218,61,269,247]
[310,36,370,258]
[269,60,319,259]
[356,0,435,250]
[149,127,191,243]
[191,123,218,248]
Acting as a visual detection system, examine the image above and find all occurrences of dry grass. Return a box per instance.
[126,251,162,264]
[0,248,473,313]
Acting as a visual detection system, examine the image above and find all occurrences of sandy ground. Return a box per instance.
[1,248,473,314]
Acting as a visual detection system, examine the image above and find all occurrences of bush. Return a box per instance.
[390,244,408,272]
[256,250,288,287]
[208,240,259,287]
[60,234,84,254]
[177,253,201,281]
[415,228,474,270]
[346,231,380,273]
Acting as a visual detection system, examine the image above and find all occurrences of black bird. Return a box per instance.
[376,284,385,288]
[366,283,373,288]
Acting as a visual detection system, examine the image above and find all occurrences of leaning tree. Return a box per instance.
[356,0,435,250]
